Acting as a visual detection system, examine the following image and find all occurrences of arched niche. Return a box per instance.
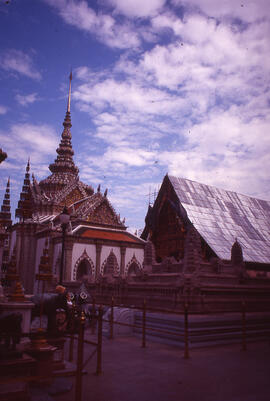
[73,250,95,281]
[101,250,119,276]
[76,259,92,280]
[125,255,142,276]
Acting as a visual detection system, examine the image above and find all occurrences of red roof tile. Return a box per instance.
[81,228,142,244]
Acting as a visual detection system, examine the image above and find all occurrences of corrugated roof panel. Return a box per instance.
[169,175,270,263]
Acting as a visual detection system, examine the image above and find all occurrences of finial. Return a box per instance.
[67,70,72,113]
[26,157,30,172]
[97,184,101,192]
[7,176,10,187]
[104,188,108,197]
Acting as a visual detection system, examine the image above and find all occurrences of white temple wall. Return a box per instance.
[125,247,144,265]
[100,245,121,268]
[52,242,62,275]
[33,237,47,294]
[125,248,144,275]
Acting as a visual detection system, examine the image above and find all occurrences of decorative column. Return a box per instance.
[120,246,126,277]
[63,236,73,282]
[95,243,102,279]
[24,223,37,293]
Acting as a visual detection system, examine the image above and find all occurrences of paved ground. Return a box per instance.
[53,329,270,401]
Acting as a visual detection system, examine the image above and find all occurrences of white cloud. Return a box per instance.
[44,0,141,49]
[15,93,39,107]
[71,3,270,215]
[0,49,41,80]
[15,0,268,228]
[0,123,58,167]
[107,0,166,18]
[0,105,8,115]
[173,0,270,23]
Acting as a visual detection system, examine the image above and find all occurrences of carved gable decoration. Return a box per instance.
[62,187,85,208]
[86,200,120,226]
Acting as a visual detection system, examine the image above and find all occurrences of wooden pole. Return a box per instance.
[96,305,103,375]
[184,303,189,359]
[142,298,146,348]
[242,301,247,351]
[109,296,114,340]
[75,312,85,401]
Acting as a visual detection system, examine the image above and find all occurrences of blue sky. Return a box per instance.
[0,0,270,232]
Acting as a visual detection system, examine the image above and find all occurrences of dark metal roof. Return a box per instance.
[168,176,270,263]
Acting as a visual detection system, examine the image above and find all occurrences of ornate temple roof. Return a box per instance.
[24,73,96,216]
[73,190,125,228]
[14,73,124,230]
[168,175,270,263]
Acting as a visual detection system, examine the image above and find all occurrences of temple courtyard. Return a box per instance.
[52,329,270,401]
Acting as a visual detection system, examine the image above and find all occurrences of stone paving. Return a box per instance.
[53,329,270,401]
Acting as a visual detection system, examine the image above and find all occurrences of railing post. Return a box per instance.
[68,332,74,362]
[75,312,85,401]
[109,296,114,340]
[96,305,103,375]
[242,301,247,351]
[91,297,96,335]
[68,301,76,362]
[184,303,189,359]
[142,298,146,348]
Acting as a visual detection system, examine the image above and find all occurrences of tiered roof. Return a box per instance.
[13,73,124,230]
[0,178,12,229]
[39,72,81,194]
[15,160,32,221]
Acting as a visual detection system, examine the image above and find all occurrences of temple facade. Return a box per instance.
[2,74,145,294]
[1,75,270,311]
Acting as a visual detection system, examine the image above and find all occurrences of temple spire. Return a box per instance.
[16,159,32,221]
[39,73,79,192]
[47,72,78,176]
[0,177,12,229]
[67,70,72,113]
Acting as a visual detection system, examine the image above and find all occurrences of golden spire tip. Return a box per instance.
[67,70,72,113]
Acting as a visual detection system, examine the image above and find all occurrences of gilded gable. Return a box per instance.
[64,188,85,207]
[86,201,119,226]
